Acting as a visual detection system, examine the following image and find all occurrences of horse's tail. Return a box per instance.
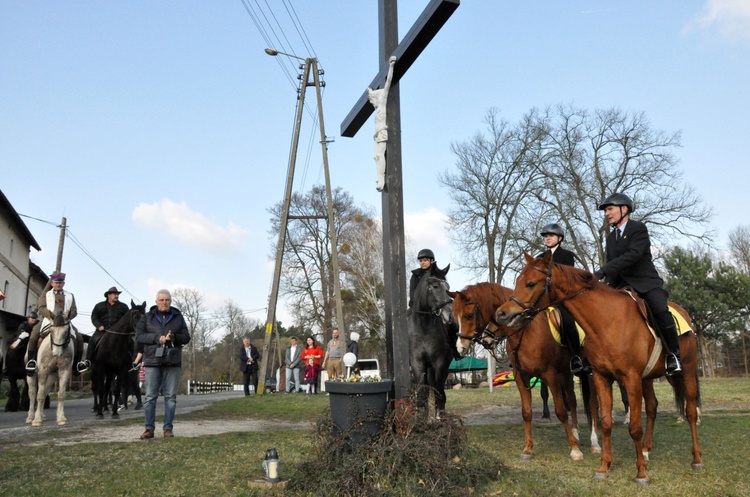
[671,372,687,418]
[580,373,593,427]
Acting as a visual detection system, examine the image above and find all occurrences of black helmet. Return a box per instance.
[27,311,39,320]
[540,223,565,241]
[417,248,435,261]
[598,193,635,213]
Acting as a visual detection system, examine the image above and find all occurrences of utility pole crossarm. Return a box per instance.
[340,0,459,137]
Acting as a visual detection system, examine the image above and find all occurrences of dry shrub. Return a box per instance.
[290,392,505,497]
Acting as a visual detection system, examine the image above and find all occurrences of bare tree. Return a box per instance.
[439,107,545,284]
[728,225,750,376]
[268,185,363,343]
[172,287,209,381]
[218,299,250,384]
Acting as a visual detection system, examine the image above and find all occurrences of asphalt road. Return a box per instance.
[0,390,244,440]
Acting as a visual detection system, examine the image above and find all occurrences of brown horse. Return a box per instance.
[448,282,592,460]
[496,252,703,484]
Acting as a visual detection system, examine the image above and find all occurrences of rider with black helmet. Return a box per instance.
[593,193,683,376]
[409,249,435,308]
[538,223,583,373]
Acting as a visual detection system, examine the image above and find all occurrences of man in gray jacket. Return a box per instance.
[284,336,303,393]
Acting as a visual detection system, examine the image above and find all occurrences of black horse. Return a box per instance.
[408,263,454,417]
[3,337,30,412]
[91,301,146,419]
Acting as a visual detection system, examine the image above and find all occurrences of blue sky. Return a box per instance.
[1,1,748,332]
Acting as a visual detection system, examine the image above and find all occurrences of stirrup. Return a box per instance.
[25,360,37,374]
[76,360,91,373]
[569,355,584,374]
[665,353,683,377]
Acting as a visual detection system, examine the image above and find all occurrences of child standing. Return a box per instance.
[304,357,318,394]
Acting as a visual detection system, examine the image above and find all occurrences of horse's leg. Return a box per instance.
[6,376,20,412]
[622,374,648,484]
[32,371,49,426]
[562,371,579,436]
[591,372,614,479]
[545,372,583,461]
[641,379,657,461]
[618,381,630,425]
[25,373,37,424]
[539,382,551,421]
[132,372,143,409]
[584,374,602,453]
[514,373,535,460]
[56,367,70,425]
[111,372,121,419]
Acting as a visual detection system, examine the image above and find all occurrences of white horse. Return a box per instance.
[26,312,74,426]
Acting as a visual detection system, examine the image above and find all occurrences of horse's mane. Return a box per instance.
[457,282,512,318]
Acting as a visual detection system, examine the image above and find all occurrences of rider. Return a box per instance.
[409,248,436,308]
[537,223,584,374]
[25,272,89,376]
[4,311,38,375]
[593,193,682,376]
[87,286,130,365]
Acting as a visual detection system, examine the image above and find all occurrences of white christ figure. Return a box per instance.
[367,56,397,191]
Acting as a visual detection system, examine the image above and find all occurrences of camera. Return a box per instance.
[155,346,167,359]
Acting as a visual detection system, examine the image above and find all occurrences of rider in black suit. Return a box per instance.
[537,223,583,374]
[593,193,682,376]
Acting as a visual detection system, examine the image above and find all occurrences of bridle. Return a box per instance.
[413,277,453,322]
[104,308,144,336]
[508,262,587,322]
[48,321,72,348]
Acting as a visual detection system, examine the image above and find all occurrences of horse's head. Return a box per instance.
[449,282,514,356]
[414,263,453,325]
[496,251,553,329]
[49,311,72,356]
[129,300,147,330]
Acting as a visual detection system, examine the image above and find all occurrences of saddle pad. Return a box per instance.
[545,307,585,346]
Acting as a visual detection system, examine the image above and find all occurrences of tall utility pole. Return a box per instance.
[257,50,344,394]
[56,217,67,273]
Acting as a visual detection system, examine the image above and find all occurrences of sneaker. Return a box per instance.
[25,360,37,376]
[163,429,174,438]
[665,353,683,377]
[140,429,154,440]
[76,360,91,373]
[569,355,584,374]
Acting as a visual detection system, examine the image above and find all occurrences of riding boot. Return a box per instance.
[661,321,682,376]
[74,334,90,374]
[561,307,584,374]
[25,349,38,376]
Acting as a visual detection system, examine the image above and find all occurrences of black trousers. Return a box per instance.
[638,287,680,355]
[243,369,258,395]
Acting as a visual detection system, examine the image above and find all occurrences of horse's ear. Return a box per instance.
[447,290,456,298]
[444,263,451,275]
[524,251,535,264]
[131,299,136,308]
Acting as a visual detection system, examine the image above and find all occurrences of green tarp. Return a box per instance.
[449,357,488,371]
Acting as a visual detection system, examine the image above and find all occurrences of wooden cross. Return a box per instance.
[340,0,459,400]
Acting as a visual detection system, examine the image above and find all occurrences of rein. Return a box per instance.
[49,323,72,348]
[509,263,587,321]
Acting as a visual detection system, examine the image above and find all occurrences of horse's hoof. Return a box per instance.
[96,414,104,419]
[135,403,143,410]
[112,413,120,419]
[539,417,551,424]
[692,463,706,471]
[519,453,533,461]
[591,447,602,454]
[57,420,66,426]
[32,420,41,427]
[593,472,608,480]
[635,477,650,486]
[25,418,33,424]
[570,450,584,461]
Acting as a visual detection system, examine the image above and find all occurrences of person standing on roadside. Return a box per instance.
[284,336,303,393]
[239,337,260,396]
[136,289,191,439]
[321,327,343,380]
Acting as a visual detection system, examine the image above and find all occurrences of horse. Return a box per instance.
[2,336,30,412]
[91,301,146,419]
[496,252,703,484]
[448,282,590,460]
[409,263,454,417]
[26,311,74,426]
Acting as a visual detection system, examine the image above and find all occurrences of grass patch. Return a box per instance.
[0,377,748,496]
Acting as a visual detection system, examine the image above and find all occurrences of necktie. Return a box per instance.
[616,228,621,240]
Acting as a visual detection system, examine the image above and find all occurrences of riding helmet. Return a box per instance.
[598,193,635,212]
[27,311,39,320]
[540,223,565,241]
[417,248,435,261]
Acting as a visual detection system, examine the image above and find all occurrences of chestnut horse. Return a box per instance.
[496,252,703,484]
[448,282,592,460]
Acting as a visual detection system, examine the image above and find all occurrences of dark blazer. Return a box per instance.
[601,219,663,293]
[239,344,260,373]
[537,247,575,267]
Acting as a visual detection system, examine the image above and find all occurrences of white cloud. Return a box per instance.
[132,198,248,254]
[685,0,750,45]
[404,207,450,259]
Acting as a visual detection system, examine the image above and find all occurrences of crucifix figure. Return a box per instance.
[368,56,397,191]
[341,0,459,400]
